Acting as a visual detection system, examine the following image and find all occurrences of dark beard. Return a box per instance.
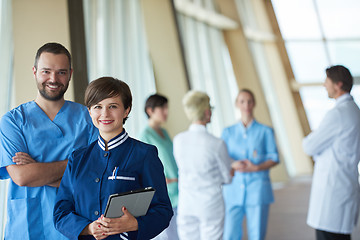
[39,83,68,101]
[39,88,66,101]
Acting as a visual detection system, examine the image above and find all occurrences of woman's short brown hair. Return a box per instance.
[85,77,132,124]
[144,94,168,118]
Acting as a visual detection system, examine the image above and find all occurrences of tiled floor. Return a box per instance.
[266,177,315,240]
[242,177,360,240]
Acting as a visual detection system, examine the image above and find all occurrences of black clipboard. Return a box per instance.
[104,187,155,218]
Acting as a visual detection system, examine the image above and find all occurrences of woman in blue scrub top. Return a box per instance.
[222,89,279,240]
[54,77,173,240]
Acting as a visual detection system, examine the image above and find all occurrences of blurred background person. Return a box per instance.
[303,65,360,240]
[222,89,279,240]
[139,93,179,240]
[173,90,238,240]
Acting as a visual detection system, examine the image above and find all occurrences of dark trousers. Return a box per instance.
[316,229,351,240]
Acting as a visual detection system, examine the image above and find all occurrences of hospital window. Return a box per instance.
[271,0,360,130]
[175,0,239,137]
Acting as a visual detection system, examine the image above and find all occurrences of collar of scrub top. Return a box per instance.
[238,119,255,139]
[97,130,129,151]
[336,92,352,106]
[189,123,207,132]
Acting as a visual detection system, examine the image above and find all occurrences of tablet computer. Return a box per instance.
[104,187,155,218]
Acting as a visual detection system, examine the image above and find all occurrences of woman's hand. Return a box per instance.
[98,207,138,236]
[231,160,246,171]
[240,159,260,172]
[234,159,277,172]
[166,178,178,184]
[232,159,259,172]
[81,220,108,240]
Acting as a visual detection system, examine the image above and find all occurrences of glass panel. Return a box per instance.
[300,85,360,130]
[271,0,321,40]
[176,1,238,136]
[286,41,329,83]
[316,0,360,38]
[327,41,360,76]
[299,86,335,130]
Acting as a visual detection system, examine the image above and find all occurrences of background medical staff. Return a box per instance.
[54,77,173,240]
[303,65,360,240]
[0,42,97,240]
[222,89,279,240]
[139,94,179,240]
[173,90,239,240]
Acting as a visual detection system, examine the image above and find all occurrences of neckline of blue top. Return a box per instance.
[97,130,129,151]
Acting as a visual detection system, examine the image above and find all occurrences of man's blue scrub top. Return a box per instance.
[0,101,97,240]
[54,131,173,240]
[221,120,279,206]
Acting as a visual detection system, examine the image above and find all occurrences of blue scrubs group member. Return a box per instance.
[53,77,173,240]
[139,94,179,240]
[173,91,241,240]
[222,89,279,240]
[0,42,97,240]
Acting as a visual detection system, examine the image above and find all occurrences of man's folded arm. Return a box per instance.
[6,159,68,187]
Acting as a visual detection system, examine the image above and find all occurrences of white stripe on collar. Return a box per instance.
[120,232,128,239]
[97,131,129,151]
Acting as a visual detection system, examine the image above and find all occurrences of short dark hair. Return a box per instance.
[326,65,353,92]
[144,94,168,118]
[34,42,72,70]
[85,77,132,124]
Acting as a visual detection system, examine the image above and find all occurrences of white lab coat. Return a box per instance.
[173,124,233,240]
[303,93,360,234]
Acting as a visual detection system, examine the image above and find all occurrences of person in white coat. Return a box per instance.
[173,90,240,240]
[303,65,360,240]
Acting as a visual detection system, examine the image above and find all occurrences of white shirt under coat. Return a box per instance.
[173,124,233,220]
[303,93,360,234]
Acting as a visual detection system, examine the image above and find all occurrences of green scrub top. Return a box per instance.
[139,126,178,208]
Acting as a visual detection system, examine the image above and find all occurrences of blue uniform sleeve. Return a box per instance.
[0,112,28,179]
[53,152,92,240]
[135,145,173,239]
[264,128,279,162]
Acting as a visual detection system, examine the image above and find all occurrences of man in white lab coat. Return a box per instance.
[303,65,360,240]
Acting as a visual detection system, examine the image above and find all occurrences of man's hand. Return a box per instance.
[12,152,36,165]
[98,207,138,236]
